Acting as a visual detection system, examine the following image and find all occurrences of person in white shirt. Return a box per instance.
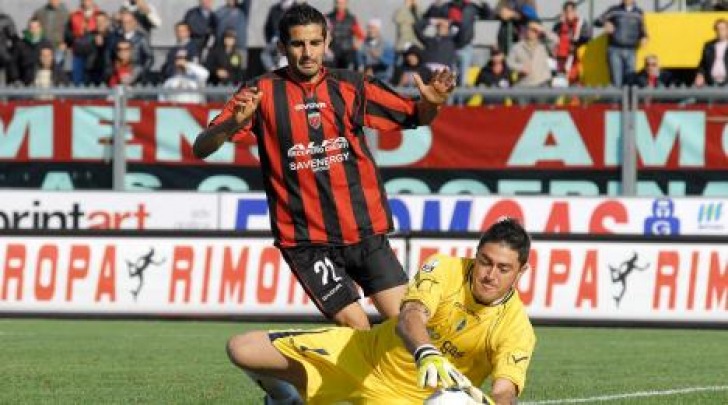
[160,49,209,104]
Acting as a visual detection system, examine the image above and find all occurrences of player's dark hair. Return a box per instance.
[478,218,531,266]
[278,3,328,45]
[563,1,577,11]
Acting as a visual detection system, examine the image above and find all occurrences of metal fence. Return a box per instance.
[1,84,726,195]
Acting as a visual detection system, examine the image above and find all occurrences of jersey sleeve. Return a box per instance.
[208,87,255,142]
[488,308,537,395]
[401,254,451,315]
[362,76,419,131]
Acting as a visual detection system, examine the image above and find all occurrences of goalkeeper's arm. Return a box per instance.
[396,301,470,389]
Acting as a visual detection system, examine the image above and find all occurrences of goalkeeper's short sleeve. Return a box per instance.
[401,254,453,315]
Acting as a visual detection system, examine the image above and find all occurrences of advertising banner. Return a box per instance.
[223,193,728,236]
[1,101,727,195]
[0,236,405,316]
[409,238,728,323]
[1,234,725,324]
[0,190,218,230]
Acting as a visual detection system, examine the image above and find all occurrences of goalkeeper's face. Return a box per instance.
[470,242,526,305]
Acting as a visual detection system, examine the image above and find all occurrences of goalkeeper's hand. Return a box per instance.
[415,344,471,389]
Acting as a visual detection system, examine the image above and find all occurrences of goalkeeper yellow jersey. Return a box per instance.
[271,254,536,404]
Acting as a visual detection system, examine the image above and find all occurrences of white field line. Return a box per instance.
[521,385,728,404]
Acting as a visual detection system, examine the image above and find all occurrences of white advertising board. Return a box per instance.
[220,194,728,236]
[0,191,217,230]
[0,236,406,316]
[409,239,728,323]
[1,234,725,323]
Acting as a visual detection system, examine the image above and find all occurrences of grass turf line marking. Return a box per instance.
[522,385,728,404]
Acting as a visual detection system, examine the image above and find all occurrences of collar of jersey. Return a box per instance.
[284,66,328,91]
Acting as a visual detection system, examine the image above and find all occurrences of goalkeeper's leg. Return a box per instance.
[227,331,305,404]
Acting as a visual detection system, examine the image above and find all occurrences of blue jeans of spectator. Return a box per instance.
[607,46,636,87]
[456,44,473,86]
[72,54,87,86]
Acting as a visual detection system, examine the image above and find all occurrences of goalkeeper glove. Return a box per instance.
[414,344,470,389]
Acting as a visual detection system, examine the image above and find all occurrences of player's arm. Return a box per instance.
[413,68,456,125]
[396,300,432,354]
[193,88,262,159]
[491,378,518,405]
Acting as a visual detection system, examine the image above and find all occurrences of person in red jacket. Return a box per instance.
[66,0,101,85]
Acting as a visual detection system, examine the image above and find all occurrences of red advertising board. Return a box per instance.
[1,101,726,194]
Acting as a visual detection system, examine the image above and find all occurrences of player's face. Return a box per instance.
[279,24,327,83]
[470,242,526,305]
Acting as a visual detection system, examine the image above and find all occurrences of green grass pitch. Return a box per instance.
[1,319,727,404]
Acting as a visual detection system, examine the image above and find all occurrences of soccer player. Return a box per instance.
[226,218,537,404]
[193,4,456,329]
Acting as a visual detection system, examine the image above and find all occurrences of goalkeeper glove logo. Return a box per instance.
[414,344,470,389]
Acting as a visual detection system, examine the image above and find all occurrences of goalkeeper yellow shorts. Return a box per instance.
[269,326,424,405]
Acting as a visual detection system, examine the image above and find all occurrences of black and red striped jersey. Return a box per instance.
[210,67,419,247]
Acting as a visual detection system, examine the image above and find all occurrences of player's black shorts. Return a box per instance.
[279,235,408,318]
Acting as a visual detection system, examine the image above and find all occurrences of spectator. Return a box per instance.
[392,0,423,54]
[326,0,364,69]
[449,0,485,86]
[32,0,70,65]
[107,38,139,86]
[205,29,245,85]
[414,17,457,73]
[697,0,728,10]
[475,47,511,88]
[262,0,303,71]
[34,45,68,98]
[160,49,209,104]
[595,0,648,87]
[87,11,112,85]
[183,0,217,60]
[391,44,431,86]
[495,0,538,54]
[633,54,671,87]
[10,18,52,85]
[0,9,18,85]
[109,9,152,84]
[695,18,728,87]
[507,20,556,87]
[162,22,198,80]
[358,18,396,81]
[424,0,449,19]
[66,0,101,86]
[121,0,161,36]
[552,1,591,86]
[215,0,250,52]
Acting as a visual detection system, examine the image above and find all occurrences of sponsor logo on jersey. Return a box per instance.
[287,137,349,158]
[294,101,328,111]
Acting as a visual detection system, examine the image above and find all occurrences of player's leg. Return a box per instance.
[227,331,306,404]
[346,235,409,319]
[370,284,408,318]
[280,246,371,329]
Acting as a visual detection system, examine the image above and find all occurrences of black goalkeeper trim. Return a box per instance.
[414,344,441,362]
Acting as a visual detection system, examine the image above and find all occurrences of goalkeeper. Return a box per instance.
[227,218,536,404]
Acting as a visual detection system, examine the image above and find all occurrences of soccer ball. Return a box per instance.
[423,388,479,405]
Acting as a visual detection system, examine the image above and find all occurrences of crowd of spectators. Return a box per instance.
[0,0,727,102]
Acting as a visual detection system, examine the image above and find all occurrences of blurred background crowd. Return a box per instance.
[0,0,727,99]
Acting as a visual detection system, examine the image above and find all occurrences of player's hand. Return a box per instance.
[232,87,263,126]
[414,68,456,106]
[415,344,470,389]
